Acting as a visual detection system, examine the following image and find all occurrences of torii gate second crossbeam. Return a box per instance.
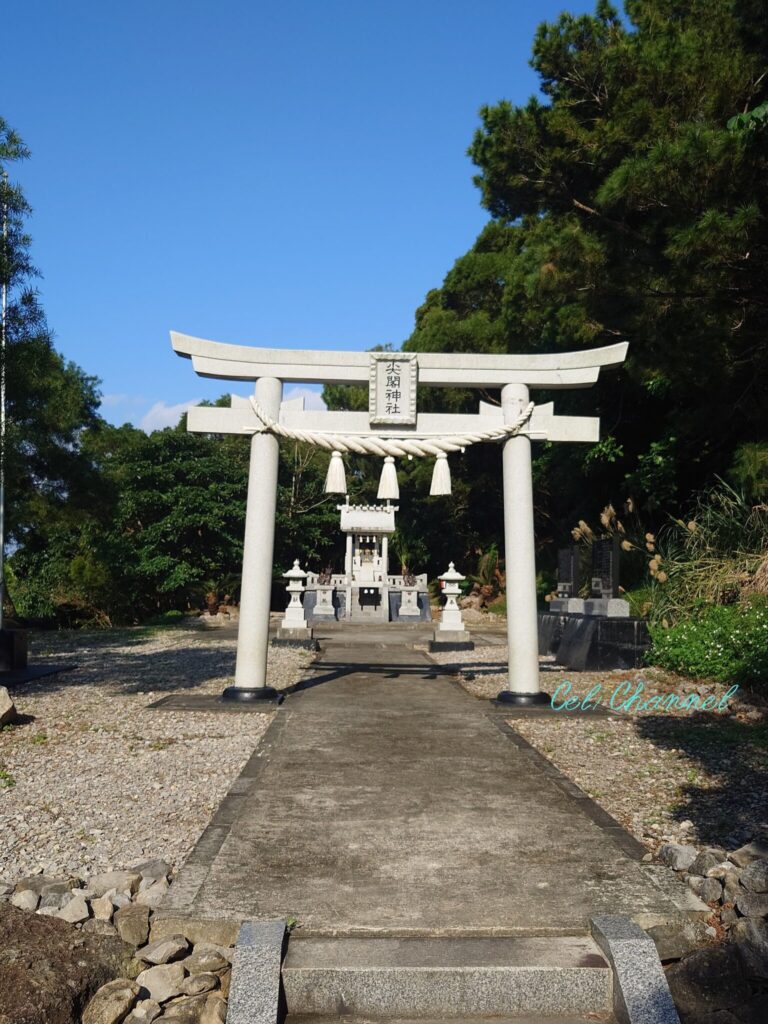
[171,332,628,704]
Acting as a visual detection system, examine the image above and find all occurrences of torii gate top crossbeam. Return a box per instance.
[171,332,628,389]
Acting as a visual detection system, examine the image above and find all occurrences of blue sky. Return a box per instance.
[3,0,597,430]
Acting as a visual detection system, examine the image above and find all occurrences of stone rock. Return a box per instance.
[729,838,768,868]
[658,842,698,871]
[135,878,170,907]
[665,944,748,1014]
[160,993,209,1023]
[0,685,19,727]
[181,948,228,975]
[0,879,13,896]
[89,871,142,897]
[687,874,705,896]
[39,891,74,910]
[114,904,151,947]
[194,943,233,964]
[706,862,732,879]
[739,858,768,894]
[217,970,230,999]
[136,962,186,1003]
[179,973,218,996]
[132,859,171,883]
[57,893,90,923]
[113,892,133,909]
[732,919,768,979]
[93,895,116,921]
[701,877,724,903]
[691,849,726,876]
[721,907,739,927]
[137,935,190,965]
[83,919,120,937]
[199,994,227,1024]
[0,902,133,1024]
[82,978,141,1024]
[36,906,62,917]
[646,916,712,961]
[14,874,77,896]
[10,889,39,912]
[735,892,768,918]
[724,869,743,900]
[125,999,162,1024]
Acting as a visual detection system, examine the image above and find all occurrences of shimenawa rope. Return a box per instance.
[248,398,535,458]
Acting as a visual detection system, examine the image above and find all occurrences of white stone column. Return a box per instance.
[229,376,283,697]
[499,383,543,702]
[381,535,389,577]
[344,534,353,578]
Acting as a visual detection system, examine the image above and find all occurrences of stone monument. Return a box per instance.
[549,544,585,615]
[585,538,630,618]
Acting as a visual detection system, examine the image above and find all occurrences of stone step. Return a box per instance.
[286,1016,617,1024]
[281,936,613,1019]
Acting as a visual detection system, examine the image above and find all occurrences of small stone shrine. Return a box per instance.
[302,502,430,623]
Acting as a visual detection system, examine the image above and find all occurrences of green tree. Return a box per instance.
[403,0,768,556]
[1,117,102,617]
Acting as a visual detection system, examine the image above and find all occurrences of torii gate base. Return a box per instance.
[171,332,628,703]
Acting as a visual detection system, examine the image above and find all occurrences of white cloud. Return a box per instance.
[99,393,147,409]
[283,385,327,412]
[140,398,202,433]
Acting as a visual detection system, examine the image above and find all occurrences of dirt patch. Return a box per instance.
[0,902,132,1024]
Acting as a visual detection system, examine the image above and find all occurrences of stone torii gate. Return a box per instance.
[171,331,628,704]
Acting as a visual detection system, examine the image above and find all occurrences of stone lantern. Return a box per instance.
[430,562,473,651]
[275,560,315,645]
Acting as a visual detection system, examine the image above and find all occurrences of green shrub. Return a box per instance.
[144,609,187,627]
[648,600,768,688]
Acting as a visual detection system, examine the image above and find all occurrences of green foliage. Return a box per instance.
[401,0,768,555]
[0,118,102,570]
[466,544,505,607]
[729,443,768,499]
[648,600,768,688]
[10,408,341,625]
[728,99,768,133]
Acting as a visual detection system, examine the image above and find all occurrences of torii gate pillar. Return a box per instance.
[498,383,545,704]
[223,376,283,701]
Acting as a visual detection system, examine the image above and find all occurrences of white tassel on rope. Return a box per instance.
[430,452,451,496]
[324,450,347,494]
[377,456,399,499]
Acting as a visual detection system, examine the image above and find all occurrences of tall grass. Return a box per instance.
[649,482,768,626]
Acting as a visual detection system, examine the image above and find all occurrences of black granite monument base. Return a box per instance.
[538,612,650,671]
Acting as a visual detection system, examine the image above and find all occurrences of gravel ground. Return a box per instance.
[0,624,311,880]
[430,641,768,853]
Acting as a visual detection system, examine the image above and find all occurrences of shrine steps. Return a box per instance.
[278,934,615,1020]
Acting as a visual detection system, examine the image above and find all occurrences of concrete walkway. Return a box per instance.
[155,634,695,944]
